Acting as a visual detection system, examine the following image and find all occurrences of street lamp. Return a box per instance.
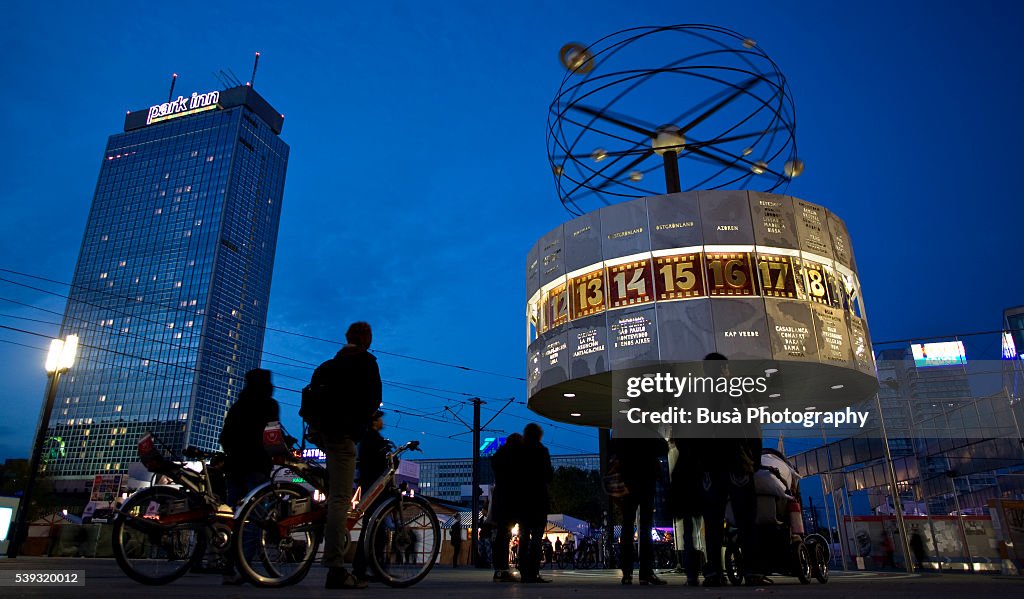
[6,334,78,558]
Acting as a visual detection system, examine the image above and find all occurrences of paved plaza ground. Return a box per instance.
[0,558,1021,599]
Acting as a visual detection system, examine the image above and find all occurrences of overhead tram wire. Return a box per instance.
[0,328,584,453]
[0,268,525,381]
[0,325,491,441]
[0,300,513,407]
[0,308,621,443]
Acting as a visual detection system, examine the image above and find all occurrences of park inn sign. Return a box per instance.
[146,90,221,125]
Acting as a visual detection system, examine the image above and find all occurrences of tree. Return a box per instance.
[549,466,604,524]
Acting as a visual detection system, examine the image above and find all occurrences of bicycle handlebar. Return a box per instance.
[182,446,223,461]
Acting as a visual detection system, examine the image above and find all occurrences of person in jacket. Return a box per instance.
[518,423,553,583]
[490,433,523,582]
[450,521,464,567]
[615,435,668,585]
[669,436,704,586]
[352,410,390,581]
[697,353,765,586]
[220,368,279,505]
[219,368,279,584]
[316,321,382,589]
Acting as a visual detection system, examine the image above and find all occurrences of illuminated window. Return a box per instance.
[99,272,108,279]
[99,395,106,402]
[155,208,162,215]
[119,261,127,267]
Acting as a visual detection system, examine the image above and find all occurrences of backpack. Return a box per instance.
[299,359,334,436]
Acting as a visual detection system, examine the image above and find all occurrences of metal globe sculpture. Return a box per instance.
[547,24,802,216]
[529,25,878,430]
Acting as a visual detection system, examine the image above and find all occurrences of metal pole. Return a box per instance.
[470,398,482,567]
[7,370,61,558]
[874,392,915,573]
[819,423,848,570]
[663,151,681,193]
[946,472,974,571]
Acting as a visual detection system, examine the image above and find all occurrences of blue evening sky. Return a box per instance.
[1,1,1022,462]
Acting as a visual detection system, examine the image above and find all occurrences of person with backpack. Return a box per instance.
[304,321,382,589]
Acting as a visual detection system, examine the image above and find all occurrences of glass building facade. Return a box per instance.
[44,86,288,480]
[413,454,601,504]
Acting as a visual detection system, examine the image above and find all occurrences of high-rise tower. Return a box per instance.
[44,85,288,481]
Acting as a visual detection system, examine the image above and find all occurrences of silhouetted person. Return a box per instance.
[450,521,463,567]
[219,368,279,584]
[353,410,389,581]
[316,322,382,589]
[698,353,764,586]
[669,436,704,586]
[220,369,279,504]
[910,528,926,569]
[491,433,523,582]
[518,423,553,583]
[615,435,668,585]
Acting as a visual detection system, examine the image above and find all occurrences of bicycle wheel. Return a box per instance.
[557,552,569,569]
[112,485,207,585]
[235,483,320,587]
[365,495,440,587]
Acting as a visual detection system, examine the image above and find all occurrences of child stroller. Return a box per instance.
[723,448,830,585]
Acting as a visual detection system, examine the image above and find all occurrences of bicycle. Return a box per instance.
[233,423,441,587]
[111,433,234,585]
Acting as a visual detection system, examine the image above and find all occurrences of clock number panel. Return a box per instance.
[705,252,756,297]
[607,259,654,309]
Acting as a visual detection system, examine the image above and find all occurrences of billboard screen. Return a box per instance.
[911,341,966,368]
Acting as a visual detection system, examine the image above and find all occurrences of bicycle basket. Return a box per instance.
[137,433,175,474]
[263,421,292,461]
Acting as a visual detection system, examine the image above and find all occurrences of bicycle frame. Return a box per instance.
[250,425,419,537]
[133,434,227,520]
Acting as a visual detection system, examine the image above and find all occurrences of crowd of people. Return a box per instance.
[216,324,768,588]
[614,353,770,587]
